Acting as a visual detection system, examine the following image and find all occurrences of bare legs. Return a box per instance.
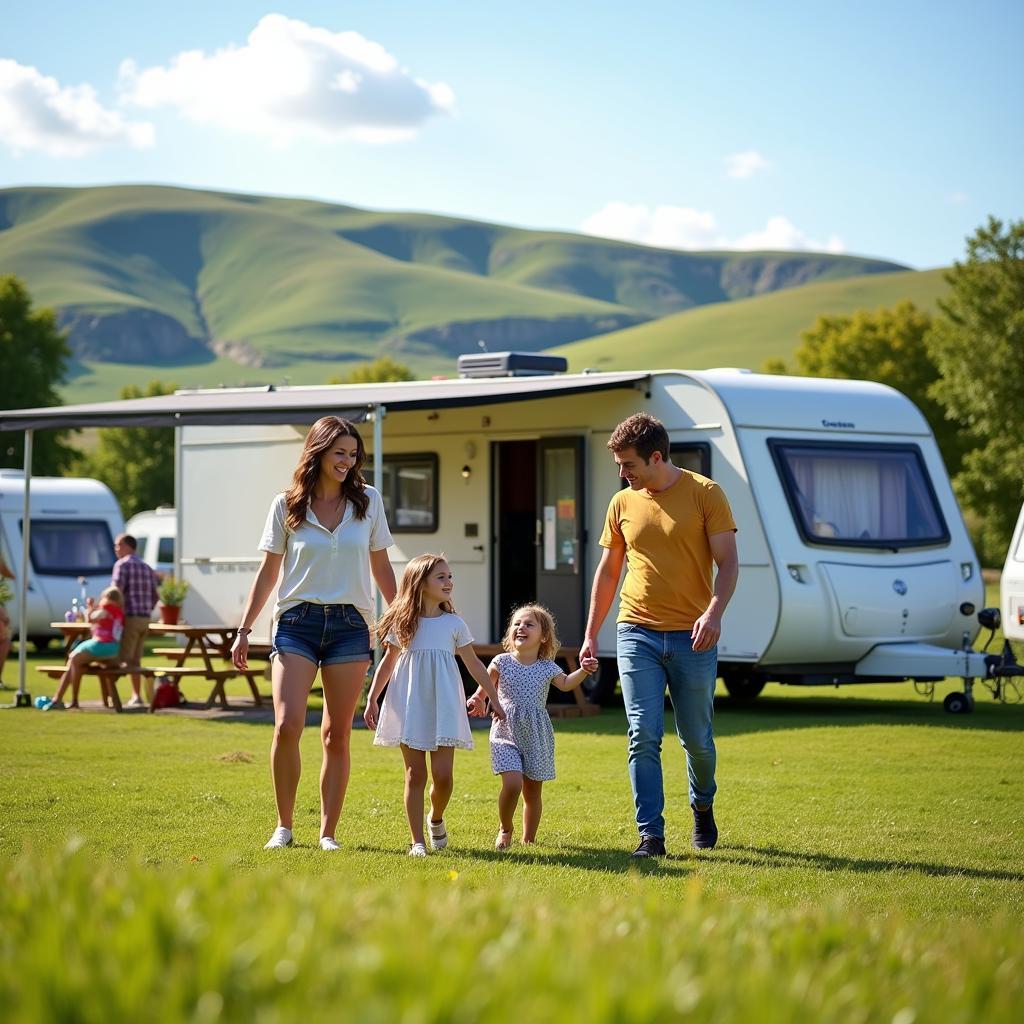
[51,649,93,707]
[270,655,370,839]
[400,744,454,846]
[269,653,318,830]
[496,772,545,846]
[319,660,369,840]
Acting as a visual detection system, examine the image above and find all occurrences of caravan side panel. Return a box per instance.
[179,425,304,642]
[654,377,780,663]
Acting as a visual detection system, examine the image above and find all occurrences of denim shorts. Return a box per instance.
[271,602,371,666]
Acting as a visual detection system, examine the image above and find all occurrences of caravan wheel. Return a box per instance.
[722,673,766,701]
[943,691,971,714]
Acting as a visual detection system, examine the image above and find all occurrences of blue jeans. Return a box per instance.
[617,623,718,838]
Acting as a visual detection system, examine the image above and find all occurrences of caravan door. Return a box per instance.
[536,438,585,641]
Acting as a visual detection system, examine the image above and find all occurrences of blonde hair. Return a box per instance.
[376,554,454,649]
[100,586,124,606]
[501,603,559,661]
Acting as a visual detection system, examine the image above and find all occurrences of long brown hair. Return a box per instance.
[376,553,454,649]
[501,603,559,661]
[284,416,369,532]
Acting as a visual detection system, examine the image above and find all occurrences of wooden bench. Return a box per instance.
[38,663,265,713]
[471,643,600,718]
[37,663,147,713]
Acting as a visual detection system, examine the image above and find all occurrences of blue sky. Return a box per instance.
[1,1,1020,268]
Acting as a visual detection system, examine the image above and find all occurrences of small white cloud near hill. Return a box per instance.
[581,202,845,254]
[725,149,770,180]
[0,58,154,157]
[732,215,844,253]
[118,13,455,145]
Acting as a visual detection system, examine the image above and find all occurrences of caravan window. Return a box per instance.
[769,441,948,549]
[24,519,116,576]
[363,454,438,533]
[620,443,711,489]
[672,443,711,478]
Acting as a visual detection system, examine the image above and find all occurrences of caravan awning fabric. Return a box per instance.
[0,371,651,430]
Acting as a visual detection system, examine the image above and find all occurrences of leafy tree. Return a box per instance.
[79,381,177,518]
[927,217,1024,565]
[0,275,79,475]
[328,357,416,385]
[765,301,966,476]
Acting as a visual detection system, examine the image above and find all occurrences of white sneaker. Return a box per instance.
[428,818,448,851]
[125,695,145,708]
[41,700,65,712]
[263,826,293,849]
[319,836,341,852]
[408,842,428,857]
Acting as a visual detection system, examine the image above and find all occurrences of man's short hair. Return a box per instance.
[116,534,138,551]
[607,413,670,463]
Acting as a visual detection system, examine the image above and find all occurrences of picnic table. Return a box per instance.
[47,622,267,712]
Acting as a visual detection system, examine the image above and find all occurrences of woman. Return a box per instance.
[232,416,397,851]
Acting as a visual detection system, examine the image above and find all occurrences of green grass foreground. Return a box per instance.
[1,682,1022,1021]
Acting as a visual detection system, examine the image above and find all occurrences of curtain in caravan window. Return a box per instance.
[779,444,946,546]
[790,456,881,539]
[879,461,908,537]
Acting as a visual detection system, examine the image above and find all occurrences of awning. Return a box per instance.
[0,371,651,430]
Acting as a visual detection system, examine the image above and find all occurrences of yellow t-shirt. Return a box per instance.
[599,471,737,631]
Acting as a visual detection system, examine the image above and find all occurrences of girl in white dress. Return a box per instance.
[364,554,504,857]
[468,604,593,850]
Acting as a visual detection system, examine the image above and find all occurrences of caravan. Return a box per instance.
[1000,501,1024,647]
[0,470,124,648]
[174,360,989,712]
[125,507,176,576]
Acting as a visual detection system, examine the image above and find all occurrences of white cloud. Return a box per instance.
[732,215,845,253]
[0,58,153,157]
[581,203,845,254]
[581,202,720,249]
[118,13,455,145]
[946,192,970,205]
[725,149,770,180]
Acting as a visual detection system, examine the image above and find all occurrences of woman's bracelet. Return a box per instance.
[236,627,252,636]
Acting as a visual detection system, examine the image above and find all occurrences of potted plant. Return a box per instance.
[157,575,190,625]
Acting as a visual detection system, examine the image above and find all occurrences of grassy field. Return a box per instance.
[1,633,1022,1020]
[553,267,949,373]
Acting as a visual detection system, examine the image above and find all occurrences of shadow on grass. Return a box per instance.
[343,841,694,877]
[714,842,1024,884]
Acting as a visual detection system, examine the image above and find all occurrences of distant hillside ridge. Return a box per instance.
[553,267,949,373]
[0,184,907,372]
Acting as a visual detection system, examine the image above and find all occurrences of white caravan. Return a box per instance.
[1002,503,1024,646]
[175,362,989,712]
[125,507,176,576]
[0,470,124,648]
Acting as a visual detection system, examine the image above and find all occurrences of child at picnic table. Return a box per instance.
[44,586,125,710]
[363,554,505,857]
[467,604,597,849]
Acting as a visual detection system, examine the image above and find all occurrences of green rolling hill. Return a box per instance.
[0,184,914,401]
[553,267,949,372]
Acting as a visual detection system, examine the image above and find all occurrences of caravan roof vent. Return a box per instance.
[457,352,568,378]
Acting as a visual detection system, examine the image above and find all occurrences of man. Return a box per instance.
[112,534,159,708]
[580,413,739,857]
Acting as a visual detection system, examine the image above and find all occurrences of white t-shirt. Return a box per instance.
[259,487,394,626]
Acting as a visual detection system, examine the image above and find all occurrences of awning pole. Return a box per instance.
[373,404,385,639]
[15,430,33,705]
